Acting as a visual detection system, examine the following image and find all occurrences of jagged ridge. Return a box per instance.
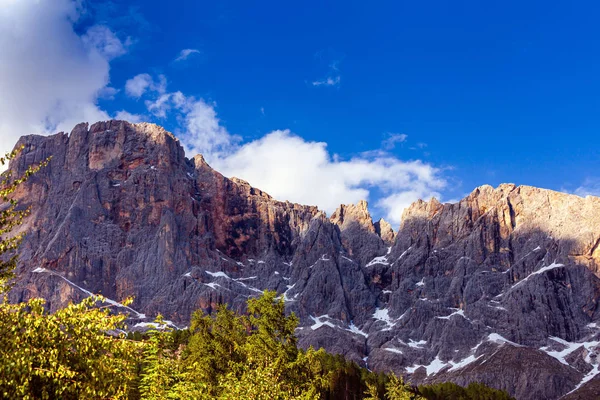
[7,120,600,400]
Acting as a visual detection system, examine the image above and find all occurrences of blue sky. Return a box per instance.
[1,0,600,225]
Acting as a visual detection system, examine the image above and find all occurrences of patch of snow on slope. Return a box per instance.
[436,308,467,320]
[408,339,427,348]
[416,278,425,287]
[373,308,395,330]
[497,262,565,296]
[282,284,296,302]
[205,270,230,279]
[448,354,484,371]
[512,262,564,289]
[540,336,600,366]
[33,267,144,318]
[204,282,221,290]
[310,315,336,330]
[236,276,257,281]
[487,333,521,347]
[347,322,368,338]
[366,254,389,267]
[406,356,448,375]
[565,364,600,396]
[385,348,403,354]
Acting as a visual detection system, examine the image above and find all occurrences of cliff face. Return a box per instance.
[7,120,600,399]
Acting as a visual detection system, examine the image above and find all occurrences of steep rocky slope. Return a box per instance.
[6,120,600,399]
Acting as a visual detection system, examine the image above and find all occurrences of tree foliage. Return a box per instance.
[0,296,143,399]
[0,146,49,292]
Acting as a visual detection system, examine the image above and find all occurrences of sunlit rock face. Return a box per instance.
[7,120,600,399]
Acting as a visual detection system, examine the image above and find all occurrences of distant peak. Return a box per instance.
[374,218,396,244]
[330,200,374,233]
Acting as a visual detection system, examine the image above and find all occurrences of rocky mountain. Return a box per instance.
[6,120,600,399]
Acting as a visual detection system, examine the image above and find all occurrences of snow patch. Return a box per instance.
[204,282,221,290]
[406,356,448,375]
[436,308,467,320]
[310,315,336,330]
[540,336,600,366]
[32,267,145,318]
[512,262,564,289]
[365,255,389,267]
[416,278,425,287]
[372,308,396,330]
[487,333,521,347]
[346,322,369,338]
[448,354,484,371]
[205,271,230,279]
[385,348,403,354]
[282,284,297,302]
[408,339,427,348]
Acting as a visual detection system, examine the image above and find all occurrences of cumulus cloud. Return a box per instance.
[114,110,145,123]
[82,25,130,60]
[0,0,128,160]
[125,74,167,98]
[210,131,445,225]
[124,70,445,224]
[129,75,241,160]
[174,48,201,62]
[121,69,445,224]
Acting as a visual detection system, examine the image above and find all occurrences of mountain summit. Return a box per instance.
[7,120,600,399]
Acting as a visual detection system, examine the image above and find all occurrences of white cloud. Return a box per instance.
[210,130,445,225]
[0,0,129,160]
[175,48,201,62]
[114,110,145,123]
[382,133,408,150]
[82,25,130,60]
[574,178,600,198]
[128,76,241,160]
[125,70,445,224]
[175,98,241,160]
[125,74,167,98]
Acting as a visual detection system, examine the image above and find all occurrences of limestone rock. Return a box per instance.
[7,120,600,400]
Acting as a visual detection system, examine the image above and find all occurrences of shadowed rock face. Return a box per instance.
[6,120,600,399]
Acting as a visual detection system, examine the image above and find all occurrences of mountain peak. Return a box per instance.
[330,200,375,233]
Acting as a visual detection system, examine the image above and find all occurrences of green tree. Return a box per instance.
[0,146,48,292]
[0,296,143,399]
[385,374,423,400]
[0,148,143,399]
